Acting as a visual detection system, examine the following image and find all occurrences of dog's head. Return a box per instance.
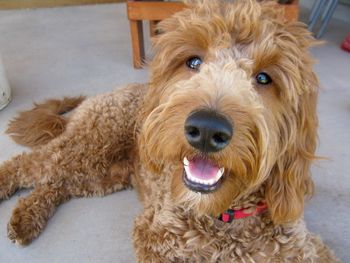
[139,0,319,224]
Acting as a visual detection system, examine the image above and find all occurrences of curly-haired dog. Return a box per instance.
[0,0,339,261]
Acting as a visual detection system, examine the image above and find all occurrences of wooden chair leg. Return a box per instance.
[129,20,145,69]
[149,20,159,37]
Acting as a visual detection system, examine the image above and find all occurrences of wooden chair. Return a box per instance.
[127,0,299,68]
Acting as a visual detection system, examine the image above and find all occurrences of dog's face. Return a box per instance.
[140,0,318,224]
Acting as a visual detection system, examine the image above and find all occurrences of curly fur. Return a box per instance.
[0,0,339,261]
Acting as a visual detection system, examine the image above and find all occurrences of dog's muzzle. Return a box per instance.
[182,110,231,193]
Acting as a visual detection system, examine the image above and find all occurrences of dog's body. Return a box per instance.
[0,0,339,262]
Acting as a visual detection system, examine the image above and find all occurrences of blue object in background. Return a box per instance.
[308,0,340,38]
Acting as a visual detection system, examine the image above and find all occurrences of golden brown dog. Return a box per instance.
[0,0,339,261]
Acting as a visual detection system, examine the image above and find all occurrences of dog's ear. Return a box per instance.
[265,90,317,224]
[265,22,319,224]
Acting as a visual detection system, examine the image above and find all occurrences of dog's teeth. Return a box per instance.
[183,157,189,166]
[215,168,225,180]
[200,179,207,185]
[184,164,224,186]
[184,165,191,176]
[199,178,212,185]
[219,168,225,175]
[206,179,215,185]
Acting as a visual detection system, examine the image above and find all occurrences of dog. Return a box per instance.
[0,0,339,261]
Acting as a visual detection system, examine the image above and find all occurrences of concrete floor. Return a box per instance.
[0,1,349,262]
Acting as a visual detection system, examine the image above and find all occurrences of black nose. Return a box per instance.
[184,110,233,153]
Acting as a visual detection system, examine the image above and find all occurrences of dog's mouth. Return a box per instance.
[183,156,224,193]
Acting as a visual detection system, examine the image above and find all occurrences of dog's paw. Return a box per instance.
[7,206,41,246]
[0,163,17,201]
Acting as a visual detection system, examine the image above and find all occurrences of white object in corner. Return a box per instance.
[0,54,11,110]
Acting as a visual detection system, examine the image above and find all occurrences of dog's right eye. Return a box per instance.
[186,57,202,70]
[256,72,272,85]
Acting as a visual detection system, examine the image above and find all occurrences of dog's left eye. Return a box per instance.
[256,72,272,85]
[186,57,202,70]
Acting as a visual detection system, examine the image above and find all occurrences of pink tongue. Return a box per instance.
[188,158,220,180]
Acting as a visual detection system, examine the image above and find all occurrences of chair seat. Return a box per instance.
[127,0,300,68]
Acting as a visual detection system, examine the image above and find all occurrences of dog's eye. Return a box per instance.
[256,72,272,85]
[186,57,202,70]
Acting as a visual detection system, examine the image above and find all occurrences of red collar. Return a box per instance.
[218,202,267,223]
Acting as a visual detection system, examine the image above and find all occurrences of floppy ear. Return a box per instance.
[265,83,318,224]
[263,17,321,224]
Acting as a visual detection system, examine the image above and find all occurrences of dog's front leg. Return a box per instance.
[0,151,48,200]
[133,207,184,263]
[0,145,76,245]
[7,183,69,245]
